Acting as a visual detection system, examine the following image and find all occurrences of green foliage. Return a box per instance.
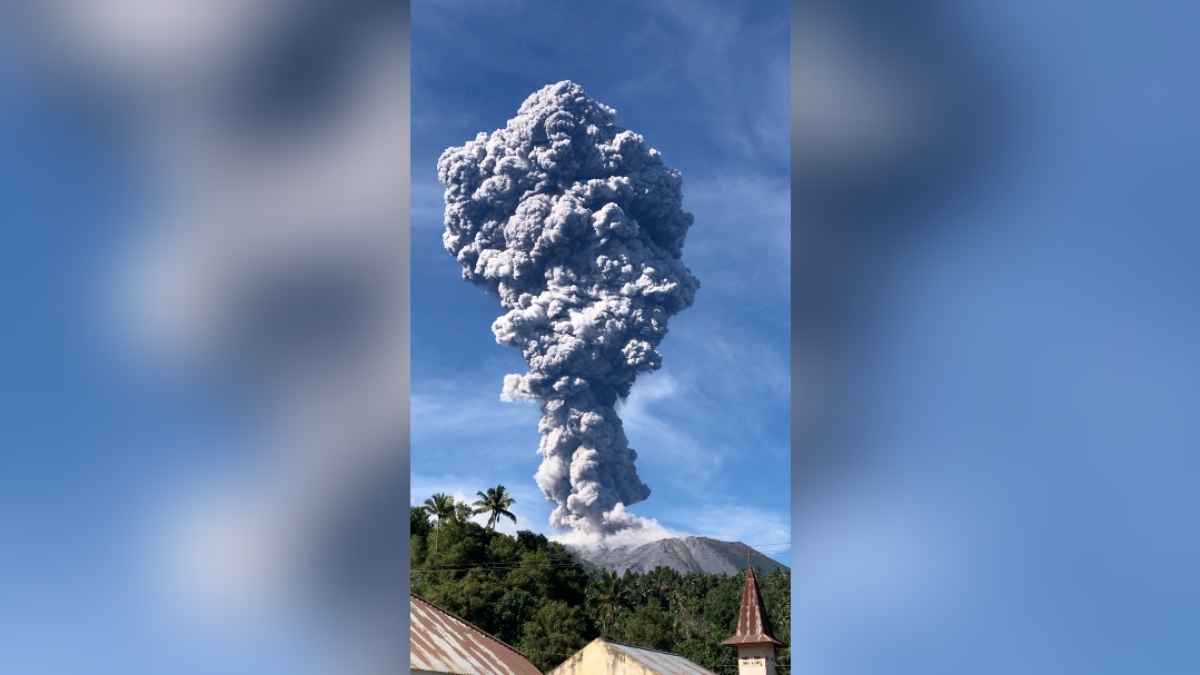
[705,576,743,633]
[586,569,628,638]
[493,587,538,645]
[420,493,456,552]
[620,600,674,651]
[518,600,592,671]
[411,506,432,538]
[411,492,791,674]
[472,484,519,531]
[454,501,476,523]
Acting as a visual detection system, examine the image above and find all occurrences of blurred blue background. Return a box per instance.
[0,1,410,673]
[789,1,1200,673]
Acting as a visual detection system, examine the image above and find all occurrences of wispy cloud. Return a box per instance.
[412,376,541,438]
[621,325,791,472]
[617,372,731,490]
[411,374,551,533]
[683,173,791,305]
[411,376,544,482]
[410,176,447,230]
[650,0,790,170]
[660,502,791,552]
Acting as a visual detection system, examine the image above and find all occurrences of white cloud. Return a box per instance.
[551,504,682,551]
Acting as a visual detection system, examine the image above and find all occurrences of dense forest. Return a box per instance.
[411,493,791,674]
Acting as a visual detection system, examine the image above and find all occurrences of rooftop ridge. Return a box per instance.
[603,639,689,658]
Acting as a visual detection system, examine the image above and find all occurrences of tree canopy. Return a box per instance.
[411,492,791,673]
[473,484,518,532]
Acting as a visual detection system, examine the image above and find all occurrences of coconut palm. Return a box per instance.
[420,492,455,552]
[589,569,627,638]
[472,484,517,532]
[454,500,475,524]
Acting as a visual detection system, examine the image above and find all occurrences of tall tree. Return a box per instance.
[472,484,518,532]
[420,492,455,552]
[454,500,475,524]
[588,569,627,638]
[408,516,791,675]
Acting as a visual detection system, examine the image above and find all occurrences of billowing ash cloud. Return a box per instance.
[438,81,699,536]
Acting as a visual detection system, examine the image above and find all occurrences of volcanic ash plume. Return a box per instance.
[438,81,699,536]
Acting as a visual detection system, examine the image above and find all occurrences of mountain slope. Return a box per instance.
[570,536,788,575]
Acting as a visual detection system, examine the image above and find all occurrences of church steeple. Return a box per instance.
[723,553,784,675]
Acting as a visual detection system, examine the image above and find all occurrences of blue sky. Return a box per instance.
[410,0,792,558]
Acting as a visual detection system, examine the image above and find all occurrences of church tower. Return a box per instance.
[722,554,785,675]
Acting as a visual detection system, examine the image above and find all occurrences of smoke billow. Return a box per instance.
[438,81,699,536]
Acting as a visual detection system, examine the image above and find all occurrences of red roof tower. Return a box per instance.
[722,553,784,675]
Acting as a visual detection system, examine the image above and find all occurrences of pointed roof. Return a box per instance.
[721,556,785,647]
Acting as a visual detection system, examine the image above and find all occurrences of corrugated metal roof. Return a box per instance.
[602,641,720,675]
[410,594,542,675]
[720,561,785,647]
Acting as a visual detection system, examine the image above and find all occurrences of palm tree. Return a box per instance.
[589,569,627,638]
[454,500,475,524]
[472,484,517,532]
[420,493,455,552]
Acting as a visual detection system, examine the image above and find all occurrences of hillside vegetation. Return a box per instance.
[411,501,791,673]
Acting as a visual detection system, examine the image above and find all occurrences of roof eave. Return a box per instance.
[721,635,786,648]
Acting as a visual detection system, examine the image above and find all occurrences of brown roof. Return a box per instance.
[721,562,785,647]
[410,593,542,675]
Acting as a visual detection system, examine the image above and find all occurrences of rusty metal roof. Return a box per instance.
[410,593,541,675]
[721,562,785,647]
[549,639,717,675]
